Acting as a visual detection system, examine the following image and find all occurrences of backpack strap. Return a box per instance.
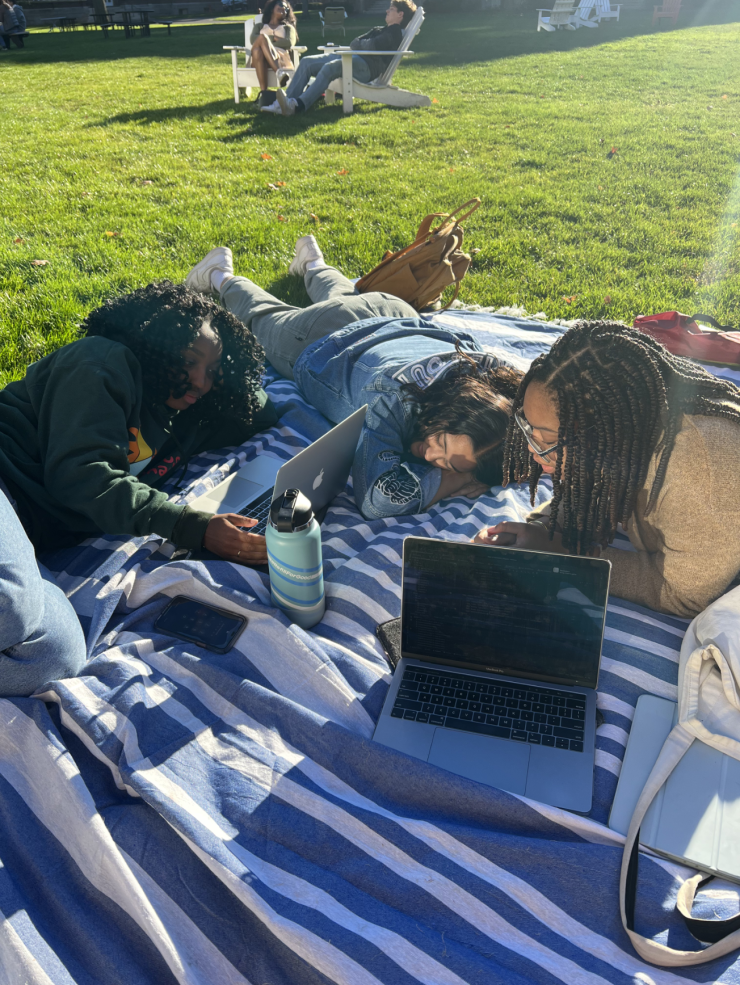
[620,723,740,965]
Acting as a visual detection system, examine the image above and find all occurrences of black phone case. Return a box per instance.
[375,617,401,671]
[153,596,248,654]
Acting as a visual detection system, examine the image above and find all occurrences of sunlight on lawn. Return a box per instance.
[1,4,740,382]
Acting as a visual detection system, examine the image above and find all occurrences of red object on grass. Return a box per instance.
[633,311,740,368]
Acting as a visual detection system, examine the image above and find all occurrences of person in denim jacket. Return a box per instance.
[186,239,522,520]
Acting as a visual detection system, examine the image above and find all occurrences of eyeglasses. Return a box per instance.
[514,410,562,461]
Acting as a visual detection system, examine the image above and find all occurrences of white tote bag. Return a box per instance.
[620,585,740,966]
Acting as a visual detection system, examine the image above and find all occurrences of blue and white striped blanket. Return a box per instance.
[2,313,740,984]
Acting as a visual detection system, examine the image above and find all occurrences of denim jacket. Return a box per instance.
[293,317,506,520]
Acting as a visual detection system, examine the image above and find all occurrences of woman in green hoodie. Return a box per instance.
[0,281,278,565]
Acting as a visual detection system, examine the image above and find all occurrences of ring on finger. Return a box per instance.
[237,550,241,557]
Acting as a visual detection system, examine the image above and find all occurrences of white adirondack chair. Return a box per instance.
[322,6,430,116]
[537,0,577,31]
[223,16,307,105]
[572,0,599,27]
[594,0,620,19]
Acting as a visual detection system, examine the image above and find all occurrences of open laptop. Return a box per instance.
[609,694,740,881]
[373,538,612,813]
[189,405,367,534]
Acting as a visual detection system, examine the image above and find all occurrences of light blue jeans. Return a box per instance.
[285,52,373,110]
[0,489,87,697]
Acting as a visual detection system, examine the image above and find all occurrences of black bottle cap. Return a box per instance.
[270,488,314,533]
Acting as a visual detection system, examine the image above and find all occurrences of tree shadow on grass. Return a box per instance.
[90,99,236,126]
[92,91,390,136]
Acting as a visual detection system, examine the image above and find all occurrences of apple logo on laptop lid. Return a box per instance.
[313,468,324,490]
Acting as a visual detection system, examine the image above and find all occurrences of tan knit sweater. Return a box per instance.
[529,414,740,618]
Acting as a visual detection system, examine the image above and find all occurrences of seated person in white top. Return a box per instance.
[262,0,415,116]
[250,0,300,108]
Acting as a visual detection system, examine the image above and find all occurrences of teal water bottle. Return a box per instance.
[266,489,325,629]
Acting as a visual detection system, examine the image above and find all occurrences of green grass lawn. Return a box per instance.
[2,5,740,384]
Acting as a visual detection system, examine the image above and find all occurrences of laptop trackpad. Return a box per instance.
[428,730,530,795]
[198,475,265,513]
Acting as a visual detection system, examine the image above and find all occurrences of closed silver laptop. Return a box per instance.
[189,405,367,533]
[373,538,611,813]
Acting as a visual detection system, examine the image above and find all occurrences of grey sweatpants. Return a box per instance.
[220,266,417,379]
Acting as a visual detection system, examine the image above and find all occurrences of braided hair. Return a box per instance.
[503,320,740,554]
[407,361,523,486]
[83,281,266,428]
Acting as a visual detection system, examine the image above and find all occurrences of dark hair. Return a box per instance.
[262,0,297,29]
[391,0,417,27]
[503,320,740,554]
[407,361,523,486]
[83,281,266,429]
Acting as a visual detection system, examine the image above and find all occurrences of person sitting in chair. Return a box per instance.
[262,0,415,116]
[250,0,299,109]
[0,0,23,49]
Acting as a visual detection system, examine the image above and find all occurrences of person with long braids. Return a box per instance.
[474,320,740,618]
[0,282,278,565]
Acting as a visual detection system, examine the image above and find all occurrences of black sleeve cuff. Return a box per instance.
[170,507,213,550]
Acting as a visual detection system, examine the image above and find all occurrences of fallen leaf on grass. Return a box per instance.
[599,137,604,144]
[13,237,24,244]
[337,169,349,175]
[309,213,320,223]
[606,147,617,158]
[31,260,48,267]
[277,215,286,222]
[432,98,439,104]
[105,231,119,237]
[562,295,577,304]
[733,133,738,138]
[449,168,456,173]
[598,185,603,190]
[604,295,612,304]
[732,223,738,228]
[707,105,713,110]
[275,180,286,187]
[260,153,273,160]
[723,94,729,99]
[141,179,154,186]
[82,192,92,197]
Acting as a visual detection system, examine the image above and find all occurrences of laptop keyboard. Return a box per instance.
[391,668,587,752]
[238,488,274,535]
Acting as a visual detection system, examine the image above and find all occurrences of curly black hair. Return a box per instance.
[406,360,523,486]
[83,281,266,428]
[503,320,740,555]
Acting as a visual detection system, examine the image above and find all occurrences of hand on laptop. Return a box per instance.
[203,514,268,565]
[472,520,566,554]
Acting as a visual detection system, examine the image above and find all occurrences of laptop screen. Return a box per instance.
[401,539,611,689]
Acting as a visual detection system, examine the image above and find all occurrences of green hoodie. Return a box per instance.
[0,336,278,551]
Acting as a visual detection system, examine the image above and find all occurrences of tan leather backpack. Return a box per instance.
[356,199,481,311]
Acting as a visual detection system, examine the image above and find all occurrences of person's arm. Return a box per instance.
[367,23,402,51]
[35,345,209,549]
[271,23,297,49]
[349,27,378,50]
[602,428,740,617]
[351,394,439,518]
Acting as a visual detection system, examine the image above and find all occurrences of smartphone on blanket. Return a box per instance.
[154,596,248,654]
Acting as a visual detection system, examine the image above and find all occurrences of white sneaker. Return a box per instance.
[260,99,282,114]
[185,247,234,294]
[288,235,325,277]
[276,88,297,117]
